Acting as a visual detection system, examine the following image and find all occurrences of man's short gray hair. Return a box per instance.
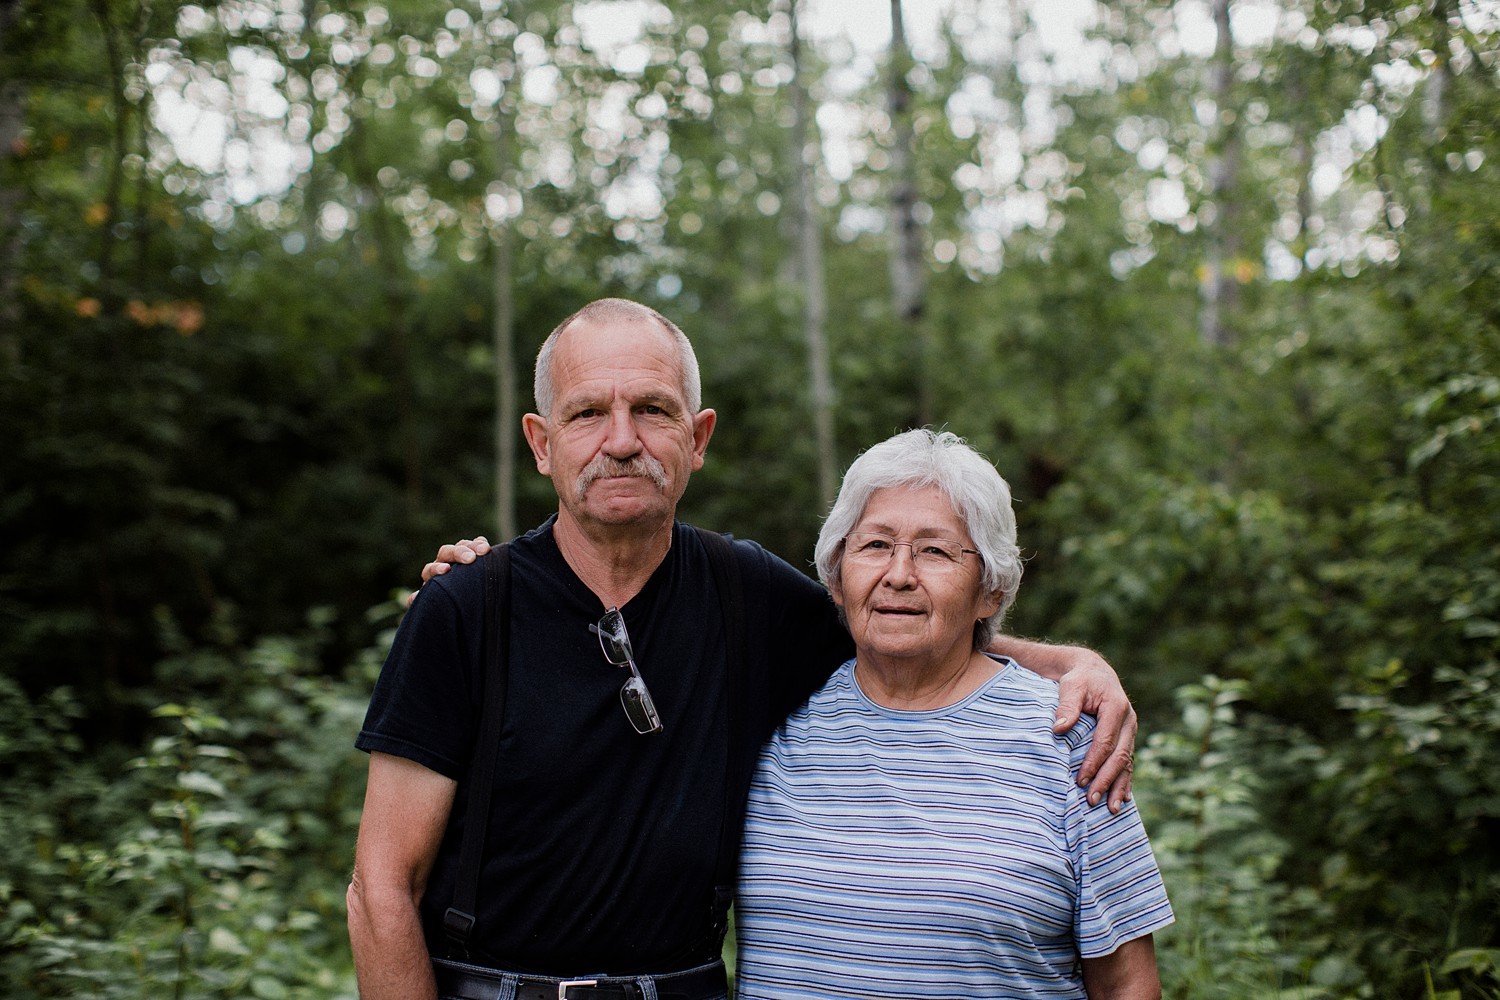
[813,428,1023,649]
[533,298,702,417]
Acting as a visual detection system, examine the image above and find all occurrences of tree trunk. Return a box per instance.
[0,0,26,362]
[344,63,423,525]
[1422,0,1453,144]
[787,0,836,506]
[133,71,152,286]
[886,0,931,424]
[1198,0,1241,349]
[492,95,517,542]
[88,0,129,307]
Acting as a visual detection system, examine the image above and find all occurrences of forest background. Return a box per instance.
[2,0,1498,996]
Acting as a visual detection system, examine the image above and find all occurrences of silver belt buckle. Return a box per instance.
[558,979,598,1000]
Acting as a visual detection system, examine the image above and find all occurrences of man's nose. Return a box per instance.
[602,406,641,457]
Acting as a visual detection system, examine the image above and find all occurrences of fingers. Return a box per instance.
[419,560,452,585]
[406,535,496,609]
[1107,747,1136,814]
[1076,717,1116,796]
[434,542,477,566]
[419,537,493,584]
[443,537,492,562]
[1052,679,1084,736]
[1083,706,1139,813]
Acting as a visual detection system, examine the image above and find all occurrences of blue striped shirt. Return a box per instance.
[735,657,1173,998]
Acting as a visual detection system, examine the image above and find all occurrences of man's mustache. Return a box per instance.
[576,455,669,497]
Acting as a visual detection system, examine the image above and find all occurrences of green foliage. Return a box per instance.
[1435,949,1500,1000]
[4,0,1499,994]
[1136,677,1335,997]
[1306,658,1500,995]
[1141,664,1500,999]
[0,618,374,998]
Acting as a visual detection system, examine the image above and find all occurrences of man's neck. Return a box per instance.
[552,510,674,609]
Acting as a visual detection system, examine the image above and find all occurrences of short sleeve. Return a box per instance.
[747,540,853,725]
[354,564,485,780]
[1065,722,1176,957]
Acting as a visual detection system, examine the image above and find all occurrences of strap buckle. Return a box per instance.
[559,979,599,999]
[441,906,475,956]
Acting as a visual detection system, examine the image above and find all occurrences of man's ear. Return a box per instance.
[521,412,551,475]
[689,408,717,471]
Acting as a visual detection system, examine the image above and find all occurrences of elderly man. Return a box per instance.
[347,298,1137,1000]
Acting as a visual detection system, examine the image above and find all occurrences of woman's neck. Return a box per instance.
[854,648,1004,711]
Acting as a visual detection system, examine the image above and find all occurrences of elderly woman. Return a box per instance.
[735,429,1173,999]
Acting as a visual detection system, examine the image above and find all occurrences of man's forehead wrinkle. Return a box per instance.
[553,348,686,405]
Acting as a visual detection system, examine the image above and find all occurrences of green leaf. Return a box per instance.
[250,975,291,999]
[208,926,251,956]
[1438,947,1500,976]
[178,771,228,798]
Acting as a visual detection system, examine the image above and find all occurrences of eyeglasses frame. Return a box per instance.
[841,531,982,571]
[589,607,665,735]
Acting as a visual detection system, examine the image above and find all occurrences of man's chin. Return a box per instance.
[580,491,674,525]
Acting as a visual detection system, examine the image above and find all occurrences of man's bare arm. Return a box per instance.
[347,752,457,1000]
[988,634,1138,813]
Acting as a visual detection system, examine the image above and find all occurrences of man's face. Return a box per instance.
[522,317,715,534]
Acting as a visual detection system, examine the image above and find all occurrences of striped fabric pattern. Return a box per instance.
[735,657,1173,999]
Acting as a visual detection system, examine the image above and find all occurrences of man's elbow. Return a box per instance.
[346,866,370,942]
[348,863,426,933]
[346,863,397,947]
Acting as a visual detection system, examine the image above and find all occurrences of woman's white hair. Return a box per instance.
[533,298,701,417]
[814,428,1023,649]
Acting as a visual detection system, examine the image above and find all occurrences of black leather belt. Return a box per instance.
[432,957,727,1000]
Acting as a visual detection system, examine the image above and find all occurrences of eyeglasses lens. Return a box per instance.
[592,609,663,735]
[620,677,663,734]
[595,611,630,663]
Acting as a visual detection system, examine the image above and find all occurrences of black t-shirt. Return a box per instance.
[356,517,851,974]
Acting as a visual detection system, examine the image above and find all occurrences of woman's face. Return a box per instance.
[830,485,1002,669]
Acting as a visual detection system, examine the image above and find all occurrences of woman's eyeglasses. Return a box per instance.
[842,531,980,571]
[589,608,664,734]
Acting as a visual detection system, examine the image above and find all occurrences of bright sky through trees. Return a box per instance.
[141,0,1488,272]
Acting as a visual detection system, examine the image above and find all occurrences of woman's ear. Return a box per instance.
[979,587,1005,621]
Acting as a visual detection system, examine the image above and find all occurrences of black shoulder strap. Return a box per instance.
[694,526,746,953]
[443,543,511,957]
